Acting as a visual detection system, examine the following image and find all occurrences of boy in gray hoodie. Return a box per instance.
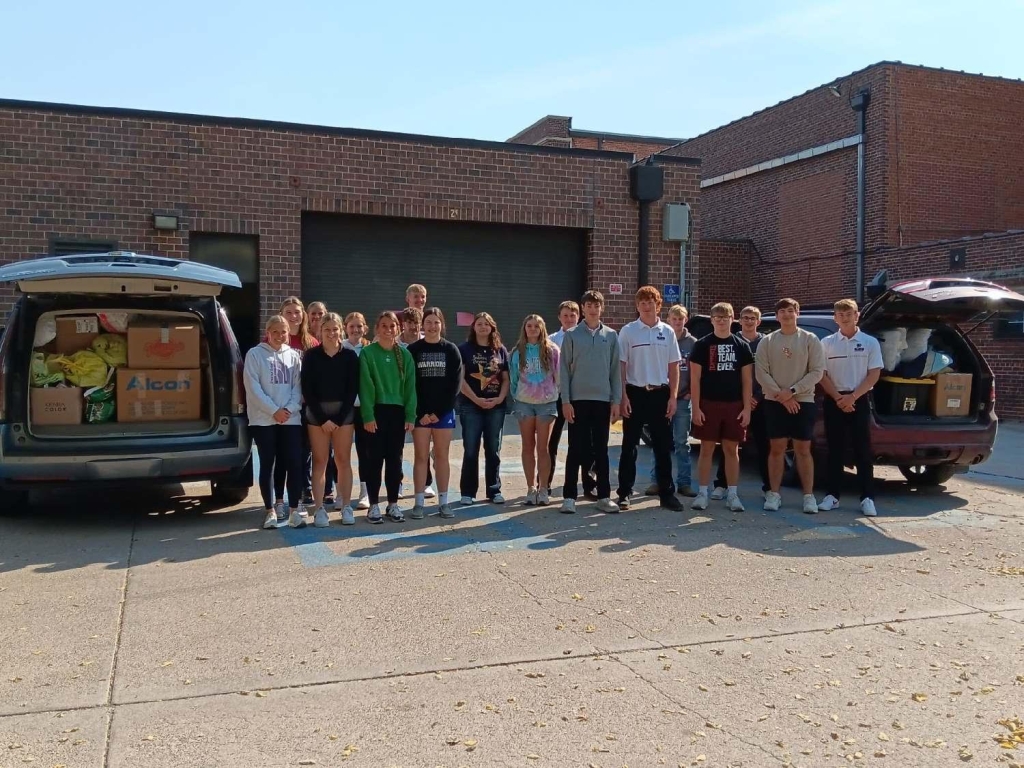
[558,290,622,514]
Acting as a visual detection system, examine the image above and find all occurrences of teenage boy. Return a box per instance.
[406,284,428,312]
[547,300,597,497]
[817,298,883,517]
[559,291,621,514]
[617,286,685,512]
[689,302,753,512]
[755,298,826,514]
[398,307,423,348]
[645,304,698,497]
[711,306,769,497]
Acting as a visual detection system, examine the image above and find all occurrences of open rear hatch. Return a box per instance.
[0,252,241,439]
[861,277,1024,423]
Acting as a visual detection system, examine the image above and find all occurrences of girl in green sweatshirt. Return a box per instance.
[359,311,417,523]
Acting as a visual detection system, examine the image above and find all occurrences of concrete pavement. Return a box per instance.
[2,427,1023,767]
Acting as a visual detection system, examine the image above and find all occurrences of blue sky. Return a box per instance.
[2,0,1022,142]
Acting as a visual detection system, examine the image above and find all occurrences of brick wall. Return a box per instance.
[695,240,756,313]
[571,135,677,158]
[0,103,701,331]
[506,115,572,145]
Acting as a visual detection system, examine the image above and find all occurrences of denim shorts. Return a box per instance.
[515,400,558,422]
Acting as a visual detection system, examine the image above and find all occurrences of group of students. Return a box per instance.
[242,281,884,530]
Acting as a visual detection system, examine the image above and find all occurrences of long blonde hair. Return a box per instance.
[280,296,317,351]
[515,314,554,375]
[374,311,405,377]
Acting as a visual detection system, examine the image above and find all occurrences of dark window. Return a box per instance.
[994,312,1024,339]
[758,319,834,339]
[49,238,117,256]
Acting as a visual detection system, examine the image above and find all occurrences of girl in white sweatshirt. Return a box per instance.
[244,316,304,529]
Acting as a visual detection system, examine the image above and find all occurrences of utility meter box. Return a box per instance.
[663,203,690,241]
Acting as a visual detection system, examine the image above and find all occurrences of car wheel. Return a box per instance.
[211,482,251,506]
[898,464,957,487]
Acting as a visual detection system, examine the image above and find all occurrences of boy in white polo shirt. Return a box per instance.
[817,298,883,516]
[616,286,684,512]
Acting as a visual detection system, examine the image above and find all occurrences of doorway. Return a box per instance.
[189,233,260,354]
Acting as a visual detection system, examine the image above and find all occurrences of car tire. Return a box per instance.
[0,489,31,516]
[898,464,957,487]
[211,482,251,506]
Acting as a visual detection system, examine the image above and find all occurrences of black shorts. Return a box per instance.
[304,402,355,428]
[764,400,817,442]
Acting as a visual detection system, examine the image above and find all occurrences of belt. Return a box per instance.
[629,383,669,391]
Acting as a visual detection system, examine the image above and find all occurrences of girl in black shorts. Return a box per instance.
[301,312,360,527]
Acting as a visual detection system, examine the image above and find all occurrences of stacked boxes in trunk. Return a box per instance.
[30,313,204,426]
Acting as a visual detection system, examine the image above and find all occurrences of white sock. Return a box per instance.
[728,485,738,496]
[698,485,708,495]
[415,492,425,506]
[439,491,448,505]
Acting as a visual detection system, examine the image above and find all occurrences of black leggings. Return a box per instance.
[366,405,405,505]
[251,424,305,510]
[274,420,312,502]
[354,409,371,487]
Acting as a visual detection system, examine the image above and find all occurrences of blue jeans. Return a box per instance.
[649,398,692,488]
[458,398,505,500]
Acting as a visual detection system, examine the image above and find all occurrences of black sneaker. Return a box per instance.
[660,495,684,511]
[617,495,631,511]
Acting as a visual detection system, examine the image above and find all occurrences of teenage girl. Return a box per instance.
[307,302,327,341]
[510,314,560,506]
[273,296,319,517]
[244,316,304,529]
[343,312,371,509]
[407,308,462,519]
[359,312,417,523]
[301,312,360,527]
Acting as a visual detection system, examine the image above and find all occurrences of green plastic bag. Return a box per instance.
[31,352,65,387]
[83,366,116,424]
[90,333,127,367]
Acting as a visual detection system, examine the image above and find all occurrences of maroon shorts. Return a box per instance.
[692,400,747,444]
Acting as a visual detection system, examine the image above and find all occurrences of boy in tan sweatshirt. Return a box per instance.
[755,297,826,514]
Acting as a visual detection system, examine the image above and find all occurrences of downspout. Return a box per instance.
[851,89,871,303]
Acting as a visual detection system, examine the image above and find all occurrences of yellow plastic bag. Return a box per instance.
[90,333,127,367]
[49,350,110,388]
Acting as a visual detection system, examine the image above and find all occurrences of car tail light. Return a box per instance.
[0,314,15,423]
[219,309,246,415]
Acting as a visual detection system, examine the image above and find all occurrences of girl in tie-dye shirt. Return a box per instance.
[510,314,560,507]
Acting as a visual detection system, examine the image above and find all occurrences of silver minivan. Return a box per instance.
[0,252,252,508]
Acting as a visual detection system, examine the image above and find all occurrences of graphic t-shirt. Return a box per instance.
[690,333,754,402]
[408,338,463,418]
[458,342,509,400]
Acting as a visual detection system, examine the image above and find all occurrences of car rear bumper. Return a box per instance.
[0,417,251,487]
[817,416,997,467]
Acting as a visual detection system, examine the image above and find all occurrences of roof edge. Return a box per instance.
[0,100,633,161]
[570,128,686,144]
[506,114,573,143]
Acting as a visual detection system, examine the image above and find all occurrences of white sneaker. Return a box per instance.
[386,504,405,522]
[274,501,287,522]
[263,510,281,529]
[802,494,819,514]
[460,496,474,506]
[818,494,840,511]
[560,499,576,514]
[341,505,355,525]
[860,498,878,517]
[691,492,709,511]
[313,506,329,528]
[356,485,370,510]
[596,498,619,513]
[287,508,306,528]
[525,488,538,506]
[491,493,506,504]
[710,487,727,501]
[763,491,782,512]
[367,504,383,524]
[727,493,745,512]
[424,486,436,499]
[537,488,550,506]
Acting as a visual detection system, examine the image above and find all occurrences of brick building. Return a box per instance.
[508,115,681,157]
[0,100,699,353]
[656,61,1024,418]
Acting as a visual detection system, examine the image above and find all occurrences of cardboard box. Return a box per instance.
[127,321,200,369]
[931,372,973,417]
[30,386,84,425]
[116,369,201,422]
[54,316,100,354]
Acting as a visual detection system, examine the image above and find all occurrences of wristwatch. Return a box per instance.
[789,387,797,395]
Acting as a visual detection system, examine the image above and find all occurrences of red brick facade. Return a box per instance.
[509,115,680,158]
[0,102,700,330]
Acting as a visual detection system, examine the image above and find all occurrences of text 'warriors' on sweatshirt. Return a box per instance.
[358,341,417,424]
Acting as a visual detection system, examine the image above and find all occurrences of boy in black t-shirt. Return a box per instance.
[689,303,753,513]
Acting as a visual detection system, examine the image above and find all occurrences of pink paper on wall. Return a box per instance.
[456,311,475,327]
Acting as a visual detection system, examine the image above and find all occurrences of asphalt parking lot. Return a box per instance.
[2,425,1023,767]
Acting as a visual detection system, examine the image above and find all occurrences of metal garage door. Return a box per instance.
[301,213,586,343]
